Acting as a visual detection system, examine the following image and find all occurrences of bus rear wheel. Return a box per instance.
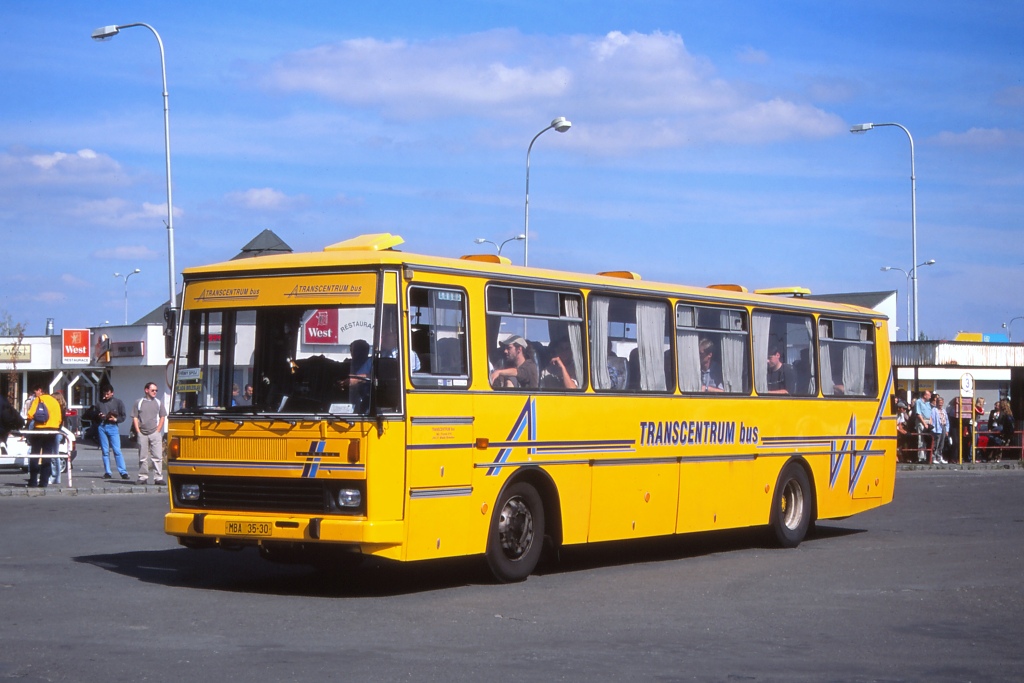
[770,462,812,548]
[485,482,545,583]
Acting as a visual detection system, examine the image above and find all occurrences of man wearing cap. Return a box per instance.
[490,335,539,390]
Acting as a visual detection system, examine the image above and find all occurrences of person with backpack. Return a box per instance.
[26,384,61,488]
[132,382,167,485]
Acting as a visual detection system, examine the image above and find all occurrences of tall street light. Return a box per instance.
[881,260,935,341]
[852,122,920,339]
[92,23,177,322]
[1003,316,1024,342]
[524,117,571,267]
[115,269,141,325]
[475,234,526,258]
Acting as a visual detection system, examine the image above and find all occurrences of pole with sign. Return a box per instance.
[959,373,975,465]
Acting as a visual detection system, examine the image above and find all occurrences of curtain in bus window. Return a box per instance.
[752,312,771,393]
[842,344,867,395]
[676,329,700,392]
[636,300,667,391]
[803,317,817,395]
[820,343,836,395]
[590,297,612,390]
[720,333,746,393]
[564,297,585,388]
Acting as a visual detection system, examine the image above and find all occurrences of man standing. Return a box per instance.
[26,385,61,487]
[489,335,538,389]
[94,384,128,480]
[914,389,935,463]
[132,382,167,485]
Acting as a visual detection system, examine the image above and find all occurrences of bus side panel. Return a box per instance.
[405,495,475,560]
[589,462,679,542]
[403,392,481,561]
[368,420,408,527]
[677,459,759,533]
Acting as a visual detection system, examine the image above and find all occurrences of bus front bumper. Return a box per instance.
[165,512,403,546]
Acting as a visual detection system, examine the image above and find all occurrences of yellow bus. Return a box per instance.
[164,233,896,581]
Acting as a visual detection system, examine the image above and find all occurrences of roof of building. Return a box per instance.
[806,290,895,309]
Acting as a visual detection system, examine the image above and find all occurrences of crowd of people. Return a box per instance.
[896,390,1017,464]
[2,379,166,488]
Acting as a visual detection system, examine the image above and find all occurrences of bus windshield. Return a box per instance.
[172,303,388,416]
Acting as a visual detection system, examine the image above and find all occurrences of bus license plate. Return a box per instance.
[225,521,272,537]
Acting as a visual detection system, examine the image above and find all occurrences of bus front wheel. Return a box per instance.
[770,462,812,548]
[485,482,545,583]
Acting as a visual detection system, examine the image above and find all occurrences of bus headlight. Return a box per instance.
[336,488,361,508]
[181,483,201,501]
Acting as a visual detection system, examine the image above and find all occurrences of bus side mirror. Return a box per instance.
[163,307,178,358]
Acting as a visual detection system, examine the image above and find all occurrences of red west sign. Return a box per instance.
[62,329,91,365]
[303,309,338,345]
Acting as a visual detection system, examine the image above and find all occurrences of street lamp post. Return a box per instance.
[852,122,919,339]
[92,23,177,320]
[1003,316,1024,342]
[881,260,935,341]
[115,269,141,325]
[475,234,526,258]
[524,117,571,267]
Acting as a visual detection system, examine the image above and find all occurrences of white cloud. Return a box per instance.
[226,187,306,210]
[256,29,840,149]
[933,127,1024,148]
[737,46,770,65]
[92,245,161,260]
[0,147,125,186]
[72,198,181,228]
[262,31,569,115]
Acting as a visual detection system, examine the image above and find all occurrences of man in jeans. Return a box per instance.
[132,382,167,485]
[914,389,935,463]
[93,385,128,480]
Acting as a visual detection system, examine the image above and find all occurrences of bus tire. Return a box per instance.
[485,481,545,583]
[770,462,812,548]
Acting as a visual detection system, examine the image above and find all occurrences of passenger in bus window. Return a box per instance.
[766,346,795,395]
[382,327,421,371]
[545,338,578,389]
[345,339,373,410]
[699,338,724,392]
[490,335,538,390]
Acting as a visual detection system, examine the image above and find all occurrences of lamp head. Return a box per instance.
[880,266,892,272]
[474,238,487,244]
[850,123,874,133]
[113,272,121,278]
[924,259,936,266]
[92,25,121,41]
[133,268,141,274]
[551,117,572,133]
[514,234,526,240]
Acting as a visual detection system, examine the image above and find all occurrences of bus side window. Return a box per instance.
[590,295,670,393]
[752,310,816,396]
[407,286,470,389]
[485,285,585,392]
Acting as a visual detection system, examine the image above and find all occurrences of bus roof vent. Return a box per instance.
[597,270,642,280]
[324,233,405,252]
[460,254,511,265]
[754,286,812,297]
[707,284,748,293]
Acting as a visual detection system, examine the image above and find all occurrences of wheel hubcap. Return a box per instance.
[781,479,804,530]
[497,495,534,560]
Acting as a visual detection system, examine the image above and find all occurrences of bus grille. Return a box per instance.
[173,476,350,514]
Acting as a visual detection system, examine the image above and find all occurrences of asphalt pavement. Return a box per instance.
[0,439,166,496]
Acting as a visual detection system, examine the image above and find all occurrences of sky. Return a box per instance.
[1,1,1021,340]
